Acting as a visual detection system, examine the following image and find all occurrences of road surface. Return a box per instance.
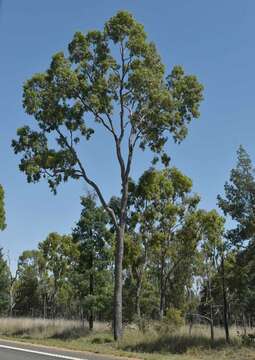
[0,340,134,360]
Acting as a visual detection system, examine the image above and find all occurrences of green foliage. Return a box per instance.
[12,11,203,339]
[12,11,203,194]
[15,250,46,316]
[0,249,10,314]
[72,195,113,321]
[218,145,255,246]
[165,308,184,327]
[239,333,255,346]
[121,167,203,320]
[224,240,255,320]
[14,238,79,318]
[214,146,255,328]
[39,233,78,295]
[197,210,226,323]
[199,209,225,276]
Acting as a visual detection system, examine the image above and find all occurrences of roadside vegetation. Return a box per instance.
[0,319,254,360]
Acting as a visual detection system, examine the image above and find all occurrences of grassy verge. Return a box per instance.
[0,318,254,360]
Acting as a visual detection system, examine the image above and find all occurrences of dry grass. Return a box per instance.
[0,317,109,338]
[0,318,254,360]
[119,324,242,355]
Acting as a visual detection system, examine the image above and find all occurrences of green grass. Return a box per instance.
[0,318,254,360]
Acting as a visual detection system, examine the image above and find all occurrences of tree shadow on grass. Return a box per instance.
[122,334,233,354]
[49,327,90,340]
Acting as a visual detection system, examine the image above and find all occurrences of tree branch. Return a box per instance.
[55,128,118,228]
[119,41,126,142]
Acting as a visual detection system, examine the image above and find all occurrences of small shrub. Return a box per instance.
[91,336,112,344]
[50,327,89,340]
[153,308,184,335]
[165,308,184,328]
[133,316,150,333]
[239,333,255,346]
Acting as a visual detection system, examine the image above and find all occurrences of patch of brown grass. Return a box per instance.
[0,317,109,338]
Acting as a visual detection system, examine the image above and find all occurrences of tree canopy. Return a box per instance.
[218,145,255,246]
[12,10,203,339]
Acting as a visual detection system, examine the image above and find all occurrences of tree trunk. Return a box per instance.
[89,254,94,331]
[242,312,247,335]
[210,316,214,343]
[81,306,85,328]
[43,294,47,319]
[189,319,193,336]
[9,287,14,317]
[159,287,165,320]
[210,304,214,342]
[221,253,230,343]
[113,225,125,340]
[159,259,165,320]
[52,275,58,319]
[89,310,94,330]
[9,278,16,318]
[135,277,142,319]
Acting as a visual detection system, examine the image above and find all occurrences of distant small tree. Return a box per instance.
[13,250,41,316]
[12,11,203,339]
[129,167,201,319]
[72,195,113,330]
[114,169,201,321]
[0,249,10,315]
[39,233,78,318]
[217,145,255,341]
[218,145,255,246]
[199,210,226,342]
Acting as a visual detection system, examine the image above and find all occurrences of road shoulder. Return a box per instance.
[0,338,139,360]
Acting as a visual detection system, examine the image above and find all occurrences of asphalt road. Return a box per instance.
[0,340,132,360]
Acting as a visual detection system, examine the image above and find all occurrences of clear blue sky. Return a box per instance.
[1,0,255,271]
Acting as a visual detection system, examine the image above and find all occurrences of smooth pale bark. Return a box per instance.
[208,277,214,342]
[113,158,130,340]
[135,277,142,319]
[113,225,125,340]
[52,276,58,319]
[159,256,166,320]
[221,253,230,343]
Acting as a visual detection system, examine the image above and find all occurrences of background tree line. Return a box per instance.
[1,146,255,342]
